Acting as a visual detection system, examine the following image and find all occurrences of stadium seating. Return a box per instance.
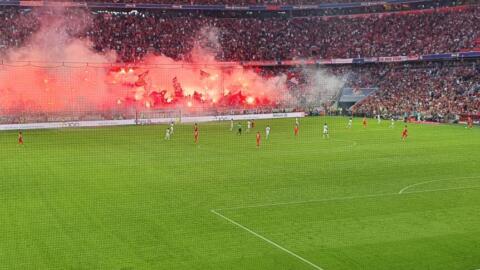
[257,60,480,118]
[350,62,480,118]
[12,0,478,5]
[5,0,430,4]
[0,4,479,119]
[1,5,480,61]
[89,5,480,61]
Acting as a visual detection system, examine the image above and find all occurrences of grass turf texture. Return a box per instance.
[0,116,479,270]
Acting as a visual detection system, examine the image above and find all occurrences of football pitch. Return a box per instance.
[0,116,479,270]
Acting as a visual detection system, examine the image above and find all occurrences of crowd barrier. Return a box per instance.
[0,112,305,131]
[2,49,479,68]
[459,114,480,125]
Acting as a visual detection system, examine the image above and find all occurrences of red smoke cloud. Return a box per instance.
[109,52,289,111]
[0,10,290,116]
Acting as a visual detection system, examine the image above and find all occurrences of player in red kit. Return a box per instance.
[194,130,199,144]
[194,123,199,144]
[363,117,367,128]
[294,124,299,136]
[18,131,24,145]
[467,116,473,129]
[256,131,261,148]
[401,125,408,141]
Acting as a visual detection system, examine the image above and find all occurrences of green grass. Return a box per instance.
[0,116,479,270]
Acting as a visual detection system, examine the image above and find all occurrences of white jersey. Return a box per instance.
[266,127,270,135]
[165,129,171,140]
[323,125,329,134]
[295,118,299,126]
[247,121,251,129]
[170,123,174,133]
[348,119,352,127]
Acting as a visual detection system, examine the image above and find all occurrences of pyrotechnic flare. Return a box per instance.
[0,11,345,116]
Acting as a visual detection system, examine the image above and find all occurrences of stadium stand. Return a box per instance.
[1,4,480,61]
[10,0,477,5]
[350,61,480,118]
[0,2,479,120]
[265,61,479,118]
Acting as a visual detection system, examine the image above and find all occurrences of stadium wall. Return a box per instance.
[0,112,305,131]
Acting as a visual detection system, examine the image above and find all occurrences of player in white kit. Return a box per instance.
[377,114,381,124]
[169,121,174,135]
[165,128,171,140]
[265,125,271,140]
[390,118,395,128]
[295,117,299,126]
[323,123,329,139]
[347,118,353,128]
[230,119,234,131]
[247,120,251,133]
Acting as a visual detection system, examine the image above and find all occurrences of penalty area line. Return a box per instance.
[212,183,480,270]
[214,192,395,211]
[398,175,480,194]
[214,183,480,212]
[210,209,325,270]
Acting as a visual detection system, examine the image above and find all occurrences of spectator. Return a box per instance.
[2,5,480,62]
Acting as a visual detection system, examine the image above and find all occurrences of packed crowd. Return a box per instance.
[18,0,476,6]
[255,60,480,118]
[1,5,479,119]
[1,5,480,62]
[349,61,480,118]
[87,5,480,61]
[0,8,39,51]
[17,0,427,4]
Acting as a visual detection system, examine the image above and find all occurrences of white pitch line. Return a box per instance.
[398,179,443,194]
[398,175,480,194]
[404,185,480,195]
[329,139,358,149]
[214,182,480,212]
[211,209,324,270]
[212,183,480,270]
[214,192,395,211]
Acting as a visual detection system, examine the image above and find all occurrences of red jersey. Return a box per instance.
[18,133,23,144]
[402,128,408,137]
[294,126,299,135]
[256,133,261,146]
[467,117,473,127]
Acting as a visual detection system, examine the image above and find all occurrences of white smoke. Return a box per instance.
[300,67,346,108]
[0,8,345,114]
[192,26,223,63]
[0,8,118,114]
[6,8,116,63]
